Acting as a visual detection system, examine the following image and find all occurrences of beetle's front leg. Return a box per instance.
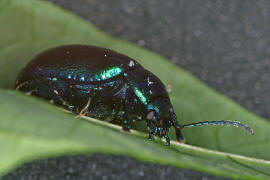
[164,133,170,146]
[175,126,185,143]
[170,116,186,143]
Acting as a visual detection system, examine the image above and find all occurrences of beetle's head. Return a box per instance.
[145,97,175,139]
[145,96,255,146]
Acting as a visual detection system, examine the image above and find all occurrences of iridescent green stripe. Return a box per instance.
[59,66,123,82]
[134,87,147,104]
[98,67,122,80]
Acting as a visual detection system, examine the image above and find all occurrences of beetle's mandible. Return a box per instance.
[15,45,254,145]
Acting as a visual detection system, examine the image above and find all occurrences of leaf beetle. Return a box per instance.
[15,45,254,145]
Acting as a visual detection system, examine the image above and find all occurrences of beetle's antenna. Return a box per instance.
[180,120,254,135]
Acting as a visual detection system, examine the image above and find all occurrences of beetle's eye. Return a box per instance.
[146,110,156,120]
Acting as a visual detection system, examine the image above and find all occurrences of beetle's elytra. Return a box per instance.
[15,45,254,145]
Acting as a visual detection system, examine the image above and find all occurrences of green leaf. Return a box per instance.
[1,90,270,179]
[0,0,270,179]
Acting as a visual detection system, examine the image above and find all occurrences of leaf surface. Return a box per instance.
[0,0,270,179]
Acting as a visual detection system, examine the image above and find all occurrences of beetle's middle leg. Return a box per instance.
[76,98,91,118]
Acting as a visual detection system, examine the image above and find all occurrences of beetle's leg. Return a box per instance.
[44,79,74,110]
[15,81,29,90]
[76,98,91,118]
[175,128,185,143]
[17,78,73,110]
[68,85,90,113]
[164,133,170,146]
[50,87,74,110]
[170,116,186,143]
[148,126,156,141]
[52,89,66,104]
[122,119,130,131]
[148,131,154,141]
[15,81,34,96]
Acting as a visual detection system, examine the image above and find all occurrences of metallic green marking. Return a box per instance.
[97,67,122,81]
[61,67,122,82]
[134,87,147,104]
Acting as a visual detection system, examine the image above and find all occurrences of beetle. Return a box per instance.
[15,45,254,145]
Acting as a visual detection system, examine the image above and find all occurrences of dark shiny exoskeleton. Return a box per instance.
[15,45,254,145]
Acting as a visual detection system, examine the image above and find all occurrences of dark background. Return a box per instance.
[3,0,270,179]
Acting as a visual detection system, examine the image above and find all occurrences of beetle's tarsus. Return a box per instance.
[173,124,185,143]
[164,134,170,146]
[122,122,130,132]
[179,139,186,144]
[148,132,154,141]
